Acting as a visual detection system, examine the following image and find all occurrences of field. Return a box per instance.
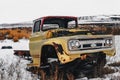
[0,27,32,42]
[0,25,120,43]
[0,26,120,80]
[78,25,120,35]
[0,35,120,80]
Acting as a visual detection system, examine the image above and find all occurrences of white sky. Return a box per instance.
[0,0,120,24]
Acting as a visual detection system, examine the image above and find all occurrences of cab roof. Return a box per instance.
[34,16,77,22]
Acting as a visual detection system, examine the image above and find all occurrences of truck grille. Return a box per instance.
[78,38,111,50]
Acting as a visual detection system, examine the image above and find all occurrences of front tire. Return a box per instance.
[92,53,106,78]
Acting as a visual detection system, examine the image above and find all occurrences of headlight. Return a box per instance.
[68,40,81,50]
[105,39,113,46]
[109,39,113,44]
[106,39,110,44]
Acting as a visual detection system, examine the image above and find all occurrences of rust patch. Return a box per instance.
[32,55,40,58]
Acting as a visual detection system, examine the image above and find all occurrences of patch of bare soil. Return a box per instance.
[108,62,120,67]
[98,62,120,76]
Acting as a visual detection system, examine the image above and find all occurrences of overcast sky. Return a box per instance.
[0,0,120,24]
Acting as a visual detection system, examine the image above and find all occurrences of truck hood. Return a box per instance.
[45,29,107,38]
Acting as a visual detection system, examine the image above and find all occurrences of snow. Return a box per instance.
[0,50,34,80]
[107,35,120,64]
[104,72,120,80]
[0,39,35,80]
[0,35,120,80]
[0,39,29,51]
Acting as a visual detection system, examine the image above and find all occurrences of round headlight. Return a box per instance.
[70,41,75,47]
[106,39,110,44]
[69,40,80,50]
[109,39,113,44]
[74,40,80,47]
[105,39,113,46]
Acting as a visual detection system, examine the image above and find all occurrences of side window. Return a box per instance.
[33,20,41,32]
[68,20,76,28]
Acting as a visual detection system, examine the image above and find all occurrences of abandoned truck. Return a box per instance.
[28,16,116,78]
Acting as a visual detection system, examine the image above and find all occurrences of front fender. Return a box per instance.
[42,38,73,64]
[43,38,68,50]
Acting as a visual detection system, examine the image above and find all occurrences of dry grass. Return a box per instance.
[102,62,120,75]
[78,25,120,35]
[108,62,120,67]
[103,67,116,74]
[30,65,75,80]
[28,61,120,80]
[0,28,32,42]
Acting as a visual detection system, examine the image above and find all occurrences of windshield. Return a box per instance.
[42,17,77,31]
[42,24,59,31]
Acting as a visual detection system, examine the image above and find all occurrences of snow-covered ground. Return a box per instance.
[0,39,35,80]
[0,52,33,80]
[0,36,120,80]
[0,39,29,51]
[107,35,120,63]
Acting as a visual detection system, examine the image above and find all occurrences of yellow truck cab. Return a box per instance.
[29,16,116,78]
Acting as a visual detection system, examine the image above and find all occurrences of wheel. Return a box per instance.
[87,53,106,78]
[92,57,106,78]
[49,61,59,75]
